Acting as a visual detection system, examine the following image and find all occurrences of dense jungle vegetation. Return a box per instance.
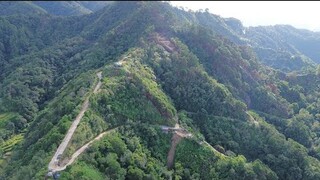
[2,1,320,180]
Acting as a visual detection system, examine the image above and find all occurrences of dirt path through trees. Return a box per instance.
[50,128,117,172]
[48,72,102,172]
[166,133,182,169]
[166,123,226,169]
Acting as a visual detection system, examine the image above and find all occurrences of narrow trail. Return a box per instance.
[48,72,102,172]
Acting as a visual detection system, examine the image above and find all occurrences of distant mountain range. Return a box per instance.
[181,11,320,72]
[0,1,111,16]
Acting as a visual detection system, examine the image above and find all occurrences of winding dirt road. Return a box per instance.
[50,128,117,172]
[166,123,193,169]
[165,123,225,169]
[48,72,102,172]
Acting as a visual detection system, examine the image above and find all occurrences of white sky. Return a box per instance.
[170,1,320,32]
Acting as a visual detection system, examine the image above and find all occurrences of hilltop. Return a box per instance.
[1,2,320,180]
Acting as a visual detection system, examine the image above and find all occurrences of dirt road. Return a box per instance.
[165,123,224,169]
[50,128,116,172]
[48,72,102,172]
[166,123,193,169]
[93,72,102,94]
[166,133,182,169]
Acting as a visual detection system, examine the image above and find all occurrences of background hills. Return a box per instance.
[1,1,320,180]
[0,1,110,16]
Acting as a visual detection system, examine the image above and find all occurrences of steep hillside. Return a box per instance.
[247,25,320,62]
[244,25,318,72]
[0,2,47,16]
[78,1,111,12]
[184,10,318,73]
[2,2,320,180]
[0,1,110,16]
[33,1,91,16]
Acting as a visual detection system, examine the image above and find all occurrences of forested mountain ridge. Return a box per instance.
[1,1,320,179]
[0,1,111,16]
[183,10,319,72]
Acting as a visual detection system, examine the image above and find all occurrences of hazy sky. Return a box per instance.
[170,1,320,31]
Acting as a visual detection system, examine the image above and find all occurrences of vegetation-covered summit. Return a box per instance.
[1,1,320,180]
